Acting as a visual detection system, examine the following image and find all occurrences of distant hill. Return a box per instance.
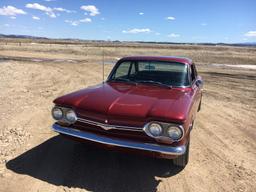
[236,42,256,46]
[0,33,255,47]
[0,34,48,40]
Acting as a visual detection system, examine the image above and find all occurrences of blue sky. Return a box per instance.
[0,0,255,43]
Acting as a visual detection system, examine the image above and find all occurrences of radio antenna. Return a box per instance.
[102,47,105,83]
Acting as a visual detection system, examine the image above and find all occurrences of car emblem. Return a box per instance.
[100,125,113,130]
[100,119,112,130]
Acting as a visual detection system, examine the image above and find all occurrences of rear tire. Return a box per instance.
[173,140,190,168]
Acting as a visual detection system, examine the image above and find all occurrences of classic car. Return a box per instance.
[51,56,203,167]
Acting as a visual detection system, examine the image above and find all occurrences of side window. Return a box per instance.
[190,64,197,82]
[138,61,156,71]
[193,64,198,77]
[113,61,131,78]
[130,62,136,76]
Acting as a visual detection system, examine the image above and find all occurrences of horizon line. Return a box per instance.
[0,33,255,46]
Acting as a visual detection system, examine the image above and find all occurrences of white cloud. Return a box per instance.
[66,20,79,26]
[244,31,256,37]
[53,7,74,13]
[4,24,10,27]
[32,16,40,20]
[26,3,72,18]
[65,18,92,26]
[122,28,152,34]
[80,18,92,23]
[26,3,56,18]
[54,7,67,12]
[168,33,180,38]
[201,23,207,26]
[45,0,56,2]
[139,12,144,15]
[166,16,175,20]
[26,3,51,12]
[155,32,161,36]
[0,6,26,16]
[46,11,56,18]
[81,5,100,16]
[10,16,16,19]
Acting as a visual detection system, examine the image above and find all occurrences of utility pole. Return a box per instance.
[102,47,105,83]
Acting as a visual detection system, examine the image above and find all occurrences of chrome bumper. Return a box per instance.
[52,124,186,156]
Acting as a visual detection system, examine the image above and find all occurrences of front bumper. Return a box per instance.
[52,123,186,156]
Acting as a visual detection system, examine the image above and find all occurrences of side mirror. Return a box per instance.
[195,79,203,89]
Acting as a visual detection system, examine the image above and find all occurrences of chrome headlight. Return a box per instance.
[52,107,63,120]
[144,121,184,143]
[65,110,77,123]
[167,126,183,141]
[148,123,162,137]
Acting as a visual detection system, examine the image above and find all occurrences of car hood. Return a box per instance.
[54,82,193,123]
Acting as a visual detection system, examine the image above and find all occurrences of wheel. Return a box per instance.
[173,140,190,168]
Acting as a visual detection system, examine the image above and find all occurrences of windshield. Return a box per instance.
[108,60,189,87]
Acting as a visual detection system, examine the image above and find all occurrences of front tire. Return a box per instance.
[173,140,190,167]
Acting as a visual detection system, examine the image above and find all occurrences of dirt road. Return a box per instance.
[0,42,255,192]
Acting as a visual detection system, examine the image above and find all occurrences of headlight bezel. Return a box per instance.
[143,121,184,143]
[65,109,77,123]
[52,107,64,120]
[51,106,77,124]
[146,122,163,137]
[167,125,184,141]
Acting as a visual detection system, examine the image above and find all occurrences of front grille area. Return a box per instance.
[77,117,143,132]
[71,117,156,143]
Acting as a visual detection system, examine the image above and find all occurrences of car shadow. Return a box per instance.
[6,135,183,192]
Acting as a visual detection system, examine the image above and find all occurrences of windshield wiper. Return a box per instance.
[136,80,172,89]
[109,78,137,85]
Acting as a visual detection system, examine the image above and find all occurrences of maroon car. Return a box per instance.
[51,56,203,167]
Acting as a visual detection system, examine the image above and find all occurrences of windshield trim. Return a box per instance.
[107,60,191,88]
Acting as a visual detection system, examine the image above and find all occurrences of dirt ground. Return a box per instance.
[0,41,255,192]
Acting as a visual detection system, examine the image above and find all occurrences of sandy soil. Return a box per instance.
[0,41,255,192]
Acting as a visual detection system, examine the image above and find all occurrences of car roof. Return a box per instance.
[119,56,193,65]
